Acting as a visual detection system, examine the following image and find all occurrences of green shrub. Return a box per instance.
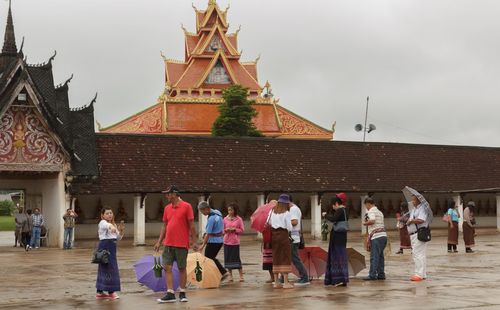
[0,200,15,216]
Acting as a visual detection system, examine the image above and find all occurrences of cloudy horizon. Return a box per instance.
[6,0,500,147]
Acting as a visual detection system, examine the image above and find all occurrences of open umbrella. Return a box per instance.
[347,247,366,276]
[186,252,221,289]
[291,246,328,280]
[402,186,434,223]
[250,200,277,232]
[133,255,180,292]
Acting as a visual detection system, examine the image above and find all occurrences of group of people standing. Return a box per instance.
[446,201,476,253]
[92,186,478,302]
[13,207,45,250]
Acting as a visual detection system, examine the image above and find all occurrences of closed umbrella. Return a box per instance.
[250,201,277,232]
[186,252,221,289]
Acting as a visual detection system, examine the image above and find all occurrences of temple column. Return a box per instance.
[496,194,500,232]
[198,195,209,240]
[360,194,369,235]
[310,194,322,239]
[255,193,266,239]
[133,194,146,246]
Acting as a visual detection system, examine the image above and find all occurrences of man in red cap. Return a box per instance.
[154,185,198,303]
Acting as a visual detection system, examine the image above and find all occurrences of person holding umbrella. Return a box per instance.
[405,192,431,282]
[154,185,198,303]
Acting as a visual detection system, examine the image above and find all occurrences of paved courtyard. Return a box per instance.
[0,229,499,310]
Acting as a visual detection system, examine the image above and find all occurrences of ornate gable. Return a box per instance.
[0,93,67,171]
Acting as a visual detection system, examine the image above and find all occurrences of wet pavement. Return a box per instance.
[0,229,499,309]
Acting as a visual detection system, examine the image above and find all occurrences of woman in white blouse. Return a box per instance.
[95,207,124,300]
[270,194,293,289]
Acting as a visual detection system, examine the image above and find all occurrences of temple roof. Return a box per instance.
[73,134,500,194]
[0,4,98,177]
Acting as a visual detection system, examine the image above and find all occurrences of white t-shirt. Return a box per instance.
[407,204,429,234]
[270,211,293,232]
[98,220,121,240]
[289,204,302,243]
[367,206,387,240]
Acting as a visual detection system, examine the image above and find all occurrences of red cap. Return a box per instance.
[336,192,347,204]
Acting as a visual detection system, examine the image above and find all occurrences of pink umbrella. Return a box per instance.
[250,200,277,232]
[292,246,328,280]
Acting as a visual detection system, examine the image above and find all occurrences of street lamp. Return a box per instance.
[355,96,376,142]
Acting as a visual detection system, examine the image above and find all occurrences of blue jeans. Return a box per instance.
[291,243,309,282]
[64,228,73,249]
[369,236,387,279]
[30,226,41,248]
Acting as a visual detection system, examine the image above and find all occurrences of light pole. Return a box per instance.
[355,96,376,142]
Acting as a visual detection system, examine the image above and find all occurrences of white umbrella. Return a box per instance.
[401,186,434,223]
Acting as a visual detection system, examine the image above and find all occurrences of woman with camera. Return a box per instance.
[95,207,124,300]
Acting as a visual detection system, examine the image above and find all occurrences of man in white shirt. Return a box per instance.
[289,196,310,286]
[406,195,429,281]
[362,197,387,280]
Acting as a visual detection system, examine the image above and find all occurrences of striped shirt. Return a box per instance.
[32,214,44,227]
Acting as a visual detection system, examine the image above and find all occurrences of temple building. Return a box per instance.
[100,0,333,140]
[0,2,98,246]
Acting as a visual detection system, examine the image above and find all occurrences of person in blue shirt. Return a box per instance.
[198,201,229,280]
[446,200,460,253]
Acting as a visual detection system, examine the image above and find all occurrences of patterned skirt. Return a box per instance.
[224,244,242,269]
[447,221,459,245]
[262,245,273,271]
[463,223,475,247]
[271,228,292,273]
[96,239,121,292]
[399,226,412,249]
[324,231,349,286]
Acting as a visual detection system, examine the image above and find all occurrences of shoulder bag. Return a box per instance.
[415,224,431,242]
[333,208,349,233]
[91,244,110,264]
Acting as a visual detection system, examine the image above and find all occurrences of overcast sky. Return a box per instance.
[7,0,500,147]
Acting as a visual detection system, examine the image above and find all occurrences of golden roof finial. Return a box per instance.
[160,51,166,61]
[192,2,198,11]
[255,54,261,63]
[181,23,188,33]
[208,0,217,6]
[225,3,230,13]
[235,25,241,35]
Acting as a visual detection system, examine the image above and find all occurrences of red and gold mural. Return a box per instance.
[0,106,66,170]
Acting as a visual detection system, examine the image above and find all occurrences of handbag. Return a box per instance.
[441,214,450,222]
[333,208,349,232]
[416,225,431,242]
[91,247,111,264]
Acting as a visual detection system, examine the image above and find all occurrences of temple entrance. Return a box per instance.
[0,172,66,247]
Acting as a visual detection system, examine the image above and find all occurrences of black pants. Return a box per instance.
[205,243,227,276]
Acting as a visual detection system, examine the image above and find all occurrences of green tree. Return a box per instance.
[0,200,15,216]
[212,84,263,137]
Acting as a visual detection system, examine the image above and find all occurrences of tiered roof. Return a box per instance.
[102,0,332,140]
[0,2,98,177]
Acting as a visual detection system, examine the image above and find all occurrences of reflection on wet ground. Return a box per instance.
[0,229,499,309]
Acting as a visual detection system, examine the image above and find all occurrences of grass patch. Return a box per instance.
[0,216,15,231]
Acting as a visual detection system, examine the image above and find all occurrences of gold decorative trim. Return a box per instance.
[194,49,238,88]
[194,24,239,56]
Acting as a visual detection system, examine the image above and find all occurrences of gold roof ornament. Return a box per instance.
[208,0,217,6]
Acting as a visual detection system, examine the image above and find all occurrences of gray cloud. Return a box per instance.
[9,0,500,146]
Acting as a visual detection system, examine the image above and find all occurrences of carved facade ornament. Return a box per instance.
[109,105,163,133]
[277,108,330,136]
[0,106,65,169]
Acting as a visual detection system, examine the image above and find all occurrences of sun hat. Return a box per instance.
[277,194,291,204]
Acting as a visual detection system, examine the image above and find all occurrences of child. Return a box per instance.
[223,203,245,282]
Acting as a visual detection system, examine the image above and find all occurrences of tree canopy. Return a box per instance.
[211,85,263,137]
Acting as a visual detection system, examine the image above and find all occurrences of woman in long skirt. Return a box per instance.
[269,194,294,289]
[223,203,245,282]
[463,202,475,253]
[396,202,411,254]
[96,207,124,300]
[324,193,349,287]
[446,201,460,253]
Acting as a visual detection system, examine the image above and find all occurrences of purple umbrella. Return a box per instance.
[133,255,180,292]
